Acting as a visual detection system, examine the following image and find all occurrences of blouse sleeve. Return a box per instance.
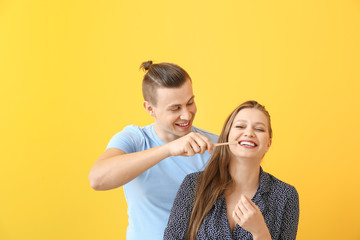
[163,173,199,240]
[279,186,300,240]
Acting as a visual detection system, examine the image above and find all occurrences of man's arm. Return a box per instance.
[88,132,214,191]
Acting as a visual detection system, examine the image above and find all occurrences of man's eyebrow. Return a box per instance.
[167,96,195,108]
[187,95,195,102]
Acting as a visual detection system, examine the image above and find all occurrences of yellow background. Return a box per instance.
[1,0,360,239]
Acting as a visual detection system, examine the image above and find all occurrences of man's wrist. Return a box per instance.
[158,144,172,158]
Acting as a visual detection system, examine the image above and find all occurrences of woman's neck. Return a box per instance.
[227,158,261,194]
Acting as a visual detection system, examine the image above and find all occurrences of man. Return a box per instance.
[89,61,218,239]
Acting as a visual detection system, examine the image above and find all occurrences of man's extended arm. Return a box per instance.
[88,132,214,190]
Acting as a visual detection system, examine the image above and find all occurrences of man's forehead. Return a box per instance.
[155,81,194,106]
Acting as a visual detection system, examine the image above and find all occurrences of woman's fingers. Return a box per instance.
[232,194,270,237]
[238,198,249,217]
[233,197,248,225]
[232,209,242,224]
[233,195,260,226]
[241,195,256,214]
[242,194,257,209]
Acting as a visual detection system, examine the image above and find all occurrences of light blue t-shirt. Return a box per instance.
[106,124,218,240]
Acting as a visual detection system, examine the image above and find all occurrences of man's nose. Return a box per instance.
[180,109,191,120]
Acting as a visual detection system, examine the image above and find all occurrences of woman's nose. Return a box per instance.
[244,129,254,137]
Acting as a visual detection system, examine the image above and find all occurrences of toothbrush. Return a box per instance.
[213,141,238,147]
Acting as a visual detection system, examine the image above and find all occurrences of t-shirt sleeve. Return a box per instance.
[105,126,142,153]
[163,173,199,240]
[279,186,300,240]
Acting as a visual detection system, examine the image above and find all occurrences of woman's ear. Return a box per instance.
[143,101,155,117]
[265,139,272,153]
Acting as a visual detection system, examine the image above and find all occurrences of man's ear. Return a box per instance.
[143,101,155,117]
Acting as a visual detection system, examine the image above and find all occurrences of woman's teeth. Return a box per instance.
[240,141,256,147]
[177,122,189,127]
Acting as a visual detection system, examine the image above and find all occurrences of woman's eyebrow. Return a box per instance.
[234,120,247,124]
[234,120,266,126]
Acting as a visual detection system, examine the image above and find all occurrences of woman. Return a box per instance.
[164,100,299,240]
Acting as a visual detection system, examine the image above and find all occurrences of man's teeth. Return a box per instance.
[240,141,255,147]
[178,122,189,127]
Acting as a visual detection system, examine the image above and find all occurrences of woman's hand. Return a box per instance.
[232,195,271,240]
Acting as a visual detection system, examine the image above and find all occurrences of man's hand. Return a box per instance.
[165,132,214,157]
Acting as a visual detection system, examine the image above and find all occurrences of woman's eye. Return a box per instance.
[236,126,245,129]
[187,102,194,106]
[256,128,265,132]
[171,107,180,111]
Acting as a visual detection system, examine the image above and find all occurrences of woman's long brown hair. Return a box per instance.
[186,100,272,240]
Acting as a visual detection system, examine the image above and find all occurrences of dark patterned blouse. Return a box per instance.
[164,168,299,240]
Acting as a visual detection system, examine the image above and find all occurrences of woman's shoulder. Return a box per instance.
[182,171,203,189]
[174,172,203,204]
[263,171,299,199]
[185,171,202,180]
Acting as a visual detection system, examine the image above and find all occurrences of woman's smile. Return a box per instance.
[238,140,258,148]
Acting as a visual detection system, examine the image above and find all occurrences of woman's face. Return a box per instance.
[228,108,272,161]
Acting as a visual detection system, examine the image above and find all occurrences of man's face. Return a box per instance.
[146,79,197,143]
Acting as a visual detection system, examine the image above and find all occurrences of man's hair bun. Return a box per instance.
[140,60,153,71]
